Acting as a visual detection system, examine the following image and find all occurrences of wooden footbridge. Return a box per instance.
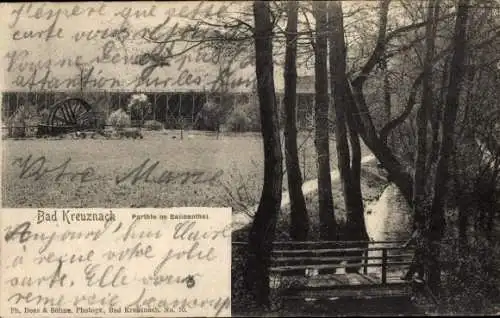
[234,240,416,310]
[270,240,415,302]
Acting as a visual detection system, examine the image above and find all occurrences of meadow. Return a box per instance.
[2,130,371,210]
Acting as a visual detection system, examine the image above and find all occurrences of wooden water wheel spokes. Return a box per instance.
[48,98,94,130]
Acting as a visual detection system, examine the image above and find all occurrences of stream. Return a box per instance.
[365,183,412,242]
[363,183,413,275]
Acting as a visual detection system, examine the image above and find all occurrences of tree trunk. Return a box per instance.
[328,2,368,246]
[314,1,338,240]
[414,0,439,284]
[347,114,368,241]
[245,1,283,308]
[382,59,392,147]
[284,0,309,241]
[426,57,449,179]
[453,149,467,252]
[346,81,414,204]
[329,2,368,273]
[428,0,470,293]
[414,0,438,232]
[344,0,414,206]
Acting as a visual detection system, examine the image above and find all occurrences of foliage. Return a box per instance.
[217,161,261,216]
[8,108,27,138]
[127,93,152,122]
[39,108,50,125]
[226,109,251,132]
[81,91,116,116]
[195,99,227,131]
[7,103,40,138]
[107,108,131,129]
[143,120,164,131]
[226,101,260,132]
[437,236,500,315]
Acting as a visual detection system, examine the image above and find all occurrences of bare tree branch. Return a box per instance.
[352,0,390,87]
[300,4,316,52]
[352,1,456,88]
[380,67,423,144]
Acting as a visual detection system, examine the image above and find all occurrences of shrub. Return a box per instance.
[8,110,26,138]
[7,103,39,138]
[39,107,50,125]
[438,237,500,315]
[195,100,225,131]
[226,109,251,132]
[143,120,164,131]
[107,109,131,129]
[226,102,260,132]
[127,93,152,122]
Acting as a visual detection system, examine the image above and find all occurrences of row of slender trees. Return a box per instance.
[246,1,373,306]
[245,0,498,309]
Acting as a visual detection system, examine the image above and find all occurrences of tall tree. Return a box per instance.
[245,0,283,308]
[346,108,365,242]
[410,0,439,290]
[414,0,439,232]
[329,0,369,239]
[347,0,414,205]
[313,1,338,240]
[328,1,369,272]
[284,0,309,240]
[427,0,470,292]
[381,58,392,146]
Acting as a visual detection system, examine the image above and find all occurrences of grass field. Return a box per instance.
[2,130,371,209]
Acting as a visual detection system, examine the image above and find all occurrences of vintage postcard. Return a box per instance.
[1,1,499,317]
[1,208,232,317]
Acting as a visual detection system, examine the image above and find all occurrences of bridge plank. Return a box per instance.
[272,255,413,264]
[273,240,406,245]
[272,246,413,254]
[306,274,351,286]
[352,273,379,284]
[271,262,402,273]
[268,240,415,305]
[272,255,378,264]
[282,282,412,299]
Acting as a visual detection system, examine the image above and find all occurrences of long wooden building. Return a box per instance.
[1,76,315,130]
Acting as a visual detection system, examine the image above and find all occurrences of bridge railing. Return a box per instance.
[233,240,415,285]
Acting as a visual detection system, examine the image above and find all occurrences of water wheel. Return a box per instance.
[48,98,94,128]
[41,98,96,136]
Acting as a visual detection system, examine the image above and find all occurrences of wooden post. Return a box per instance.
[178,93,182,119]
[278,93,283,124]
[180,117,184,140]
[381,248,387,284]
[153,93,157,121]
[179,94,183,137]
[165,94,170,127]
[363,249,368,275]
[191,92,195,125]
[302,146,306,180]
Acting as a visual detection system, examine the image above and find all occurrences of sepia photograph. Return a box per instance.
[1,1,499,316]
